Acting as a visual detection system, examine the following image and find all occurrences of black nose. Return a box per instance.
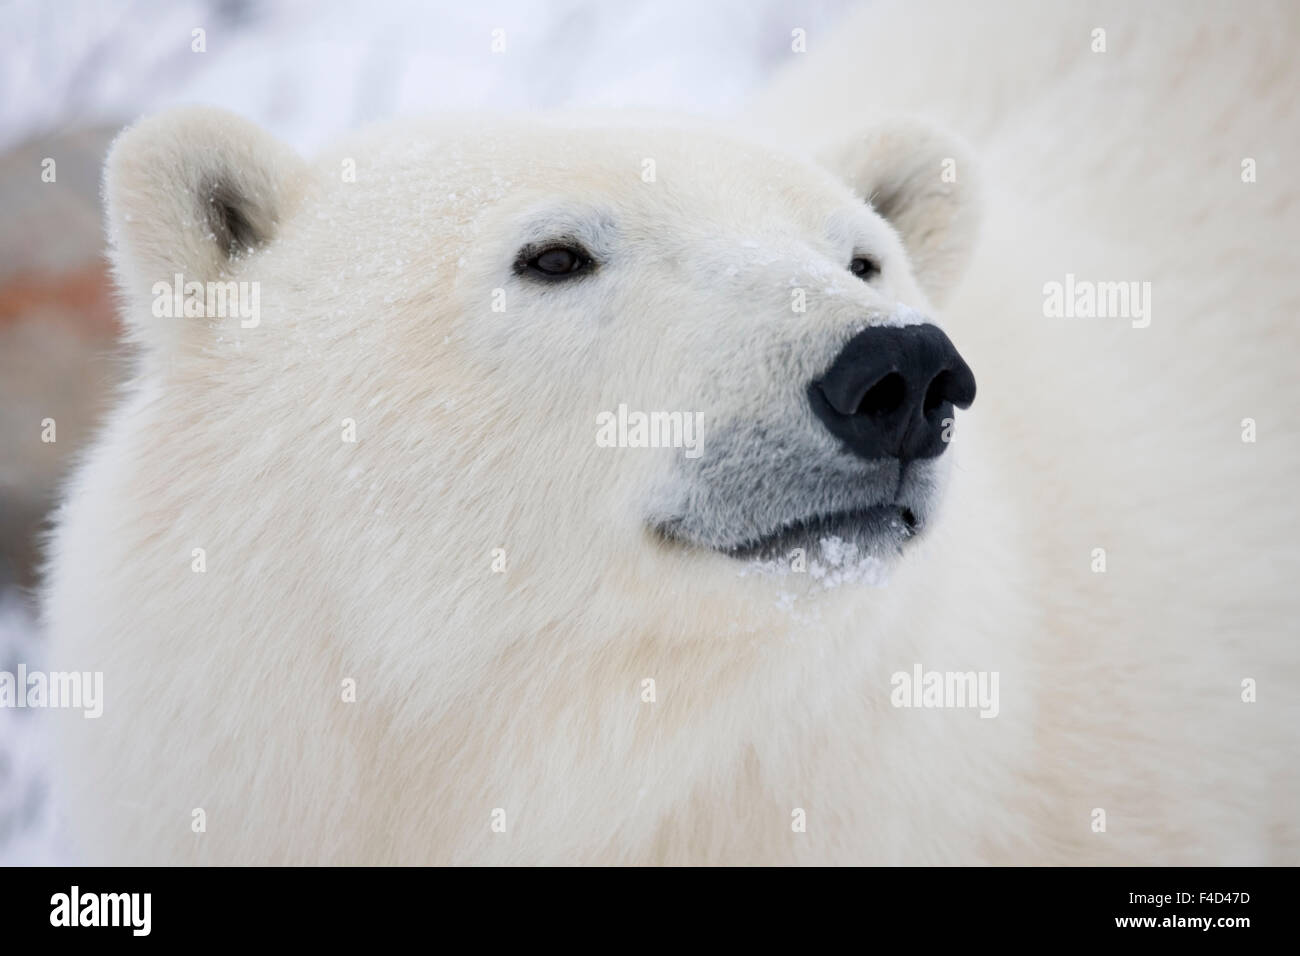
[808,323,976,463]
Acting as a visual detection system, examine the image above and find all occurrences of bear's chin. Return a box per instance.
[722,503,920,562]
[653,503,922,579]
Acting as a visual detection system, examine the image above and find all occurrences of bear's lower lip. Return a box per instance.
[722,504,919,560]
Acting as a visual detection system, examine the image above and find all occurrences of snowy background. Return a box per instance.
[3,0,855,154]
[0,0,857,865]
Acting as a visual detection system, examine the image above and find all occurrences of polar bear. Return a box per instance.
[44,0,1298,865]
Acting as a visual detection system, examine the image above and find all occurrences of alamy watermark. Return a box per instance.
[151,273,260,328]
[0,665,102,718]
[596,404,704,459]
[890,663,999,718]
[50,886,150,936]
[1043,273,1151,328]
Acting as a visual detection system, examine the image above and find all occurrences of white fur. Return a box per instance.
[44,0,1299,864]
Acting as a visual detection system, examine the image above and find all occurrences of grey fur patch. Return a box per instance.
[647,412,946,559]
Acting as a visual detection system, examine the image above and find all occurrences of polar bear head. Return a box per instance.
[97,108,981,685]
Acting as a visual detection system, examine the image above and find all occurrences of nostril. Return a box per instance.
[923,370,954,415]
[856,372,906,417]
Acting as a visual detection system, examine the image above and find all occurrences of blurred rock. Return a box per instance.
[0,125,122,591]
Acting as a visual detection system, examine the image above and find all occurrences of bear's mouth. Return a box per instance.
[720,503,920,561]
[646,429,945,565]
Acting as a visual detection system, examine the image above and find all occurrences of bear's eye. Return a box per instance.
[517,243,594,280]
[849,256,880,281]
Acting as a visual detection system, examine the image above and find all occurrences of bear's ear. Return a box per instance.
[818,117,980,307]
[103,107,307,350]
